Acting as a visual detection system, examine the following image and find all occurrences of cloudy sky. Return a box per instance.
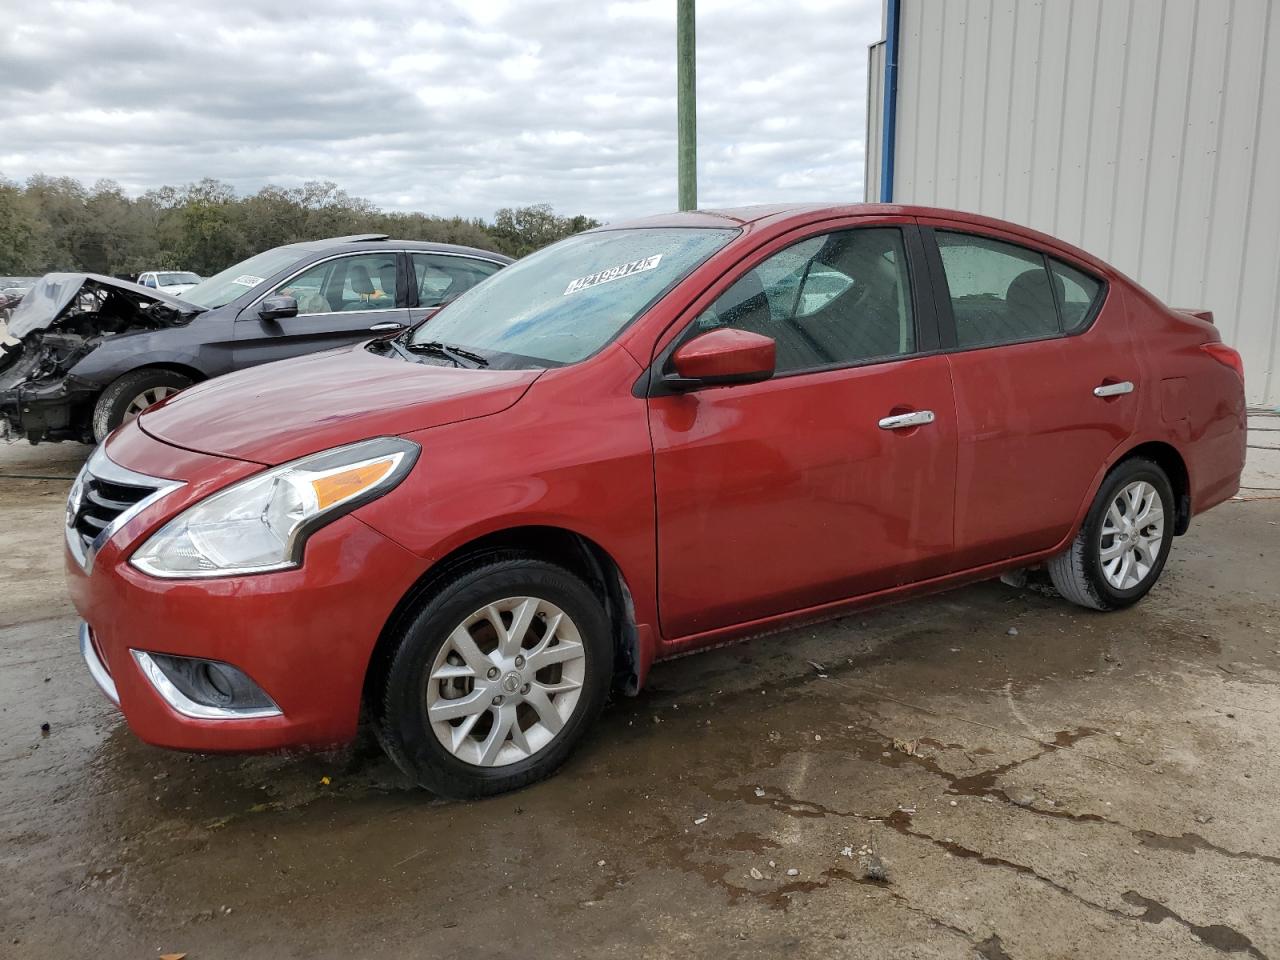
[0,0,882,222]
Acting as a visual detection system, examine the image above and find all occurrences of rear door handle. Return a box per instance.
[369,321,405,332]
[1093,380,1134,397]
[878,410,935,430]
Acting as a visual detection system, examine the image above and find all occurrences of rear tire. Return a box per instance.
[375,556,613,798]
[92,369,192,442]
[1048,458,1174,611]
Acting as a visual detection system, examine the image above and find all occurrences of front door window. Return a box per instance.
[274,253,400,315]
[689,227,915,373]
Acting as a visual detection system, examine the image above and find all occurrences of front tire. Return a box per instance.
[1048,458,1174,611]
[375,556,613,798]
[92,368,193,442]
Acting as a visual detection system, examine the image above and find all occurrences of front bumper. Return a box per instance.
[68,429,431,752]
[80,622,119,705]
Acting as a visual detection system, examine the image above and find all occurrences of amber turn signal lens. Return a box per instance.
[309,459,397,510]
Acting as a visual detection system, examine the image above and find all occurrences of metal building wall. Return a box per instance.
[865,40,885,202]
[873,0,1280,406]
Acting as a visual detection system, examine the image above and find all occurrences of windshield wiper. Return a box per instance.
[405,340,490,368]
[380,338,418,363]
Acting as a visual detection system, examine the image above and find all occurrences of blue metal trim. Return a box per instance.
[879,0,901,203]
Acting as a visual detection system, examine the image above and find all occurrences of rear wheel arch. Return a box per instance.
[1049,456,1175,610]
[1112,441,1191,534]
[363,526,643,722]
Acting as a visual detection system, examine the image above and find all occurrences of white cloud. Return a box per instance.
[0,0,882,222]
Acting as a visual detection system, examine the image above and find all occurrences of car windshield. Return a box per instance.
[410,227,737,365]
[179,247,312,309]
[158,272,200,286]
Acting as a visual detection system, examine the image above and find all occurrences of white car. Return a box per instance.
[136,271,201,297]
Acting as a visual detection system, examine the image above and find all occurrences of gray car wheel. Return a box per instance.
[91,369,193,443]
[375,555,613,798]
[1048,458,1174,611]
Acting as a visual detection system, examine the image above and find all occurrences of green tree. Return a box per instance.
[0,178,42,274]
[0,175,599,277]
[489,204,601,257]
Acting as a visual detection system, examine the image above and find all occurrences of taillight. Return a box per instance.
[1200,342,1244,381]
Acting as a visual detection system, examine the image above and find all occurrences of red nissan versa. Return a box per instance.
[67,204,1246,798]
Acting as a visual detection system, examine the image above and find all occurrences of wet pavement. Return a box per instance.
[1,434,1278,959]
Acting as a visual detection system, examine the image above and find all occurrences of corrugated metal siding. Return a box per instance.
[865,40,885,201]
[887,0,1280,405]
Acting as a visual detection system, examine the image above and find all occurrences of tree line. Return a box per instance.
[0,175,601,278]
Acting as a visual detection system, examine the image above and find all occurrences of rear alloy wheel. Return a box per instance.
[376,557,612,798]
[1048,458,1174,611]
[1097,480,1166,590]
[92,369,193,442]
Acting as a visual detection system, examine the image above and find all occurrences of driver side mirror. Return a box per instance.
[665,328,776,390]
[259,295,298,321]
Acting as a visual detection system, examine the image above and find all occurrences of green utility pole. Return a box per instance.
[676,0,697,211]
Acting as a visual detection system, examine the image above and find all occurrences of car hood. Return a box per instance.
[138,344,542,465]
[6,272,201,339]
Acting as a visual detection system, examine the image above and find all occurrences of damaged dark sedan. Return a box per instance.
[0,235,511,444]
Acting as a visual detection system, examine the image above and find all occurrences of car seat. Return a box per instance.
[345,265,376,310]
[1003,268,1065,338]
[377,263,397,303]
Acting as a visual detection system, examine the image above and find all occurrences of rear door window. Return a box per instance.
[935,232,1060,347]
[412,254,502,308]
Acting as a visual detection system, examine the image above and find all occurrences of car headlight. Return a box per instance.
[130,437,418,578]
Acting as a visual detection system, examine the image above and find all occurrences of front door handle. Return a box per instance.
[369,321,405,332]
[1093,380,1134,397]
[878,410,935,430]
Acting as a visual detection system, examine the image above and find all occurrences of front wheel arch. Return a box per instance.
[363,526,644,725]
[90,366,203,442]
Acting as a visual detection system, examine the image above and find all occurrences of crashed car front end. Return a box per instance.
[0,274,199,444]
[0,330,101,442]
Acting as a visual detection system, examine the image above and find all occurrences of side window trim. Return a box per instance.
[646,222,937,397]
[918,226,958,350]
[1041,250,1066,335]
[397,251,411,308]
[904,222,941,354]
[921,225,1110,351]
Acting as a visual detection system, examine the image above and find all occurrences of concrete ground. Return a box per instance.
[1,419,1277,960]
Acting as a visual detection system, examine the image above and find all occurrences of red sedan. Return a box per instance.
[67,204,1247,797]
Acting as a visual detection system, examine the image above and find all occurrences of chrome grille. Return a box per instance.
[66,447,183,571]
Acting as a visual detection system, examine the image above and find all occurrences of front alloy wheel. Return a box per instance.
[427,596,586,767]
[376,556,613,798]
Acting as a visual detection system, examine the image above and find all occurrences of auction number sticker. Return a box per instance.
[231,275,265,287]
[564,255,662,296]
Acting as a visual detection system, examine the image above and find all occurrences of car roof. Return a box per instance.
[284,235,513,263]
[595,203,1110,273]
